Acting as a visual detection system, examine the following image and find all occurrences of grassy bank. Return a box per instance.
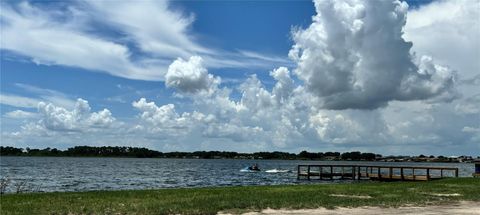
[1,178,479,214]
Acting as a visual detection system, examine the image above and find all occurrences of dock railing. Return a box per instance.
[297,164,458,181]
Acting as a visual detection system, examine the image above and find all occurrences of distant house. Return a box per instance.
[323,156,338,161]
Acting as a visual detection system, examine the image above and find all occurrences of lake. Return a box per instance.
[0,157,475,193]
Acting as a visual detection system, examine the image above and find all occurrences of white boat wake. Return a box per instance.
[265,169,291,173]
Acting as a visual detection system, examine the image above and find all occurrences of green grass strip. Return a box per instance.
[1,178,479,215]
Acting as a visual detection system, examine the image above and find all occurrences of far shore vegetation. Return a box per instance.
[0,178,479,215]
[1,146,477,162]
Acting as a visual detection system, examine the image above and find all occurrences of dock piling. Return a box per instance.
[320,167,323,180]
[307,165,311,180]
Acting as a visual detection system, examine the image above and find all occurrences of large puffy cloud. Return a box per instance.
[1,98,181,150]
[132,98,191,131]
[37,98,115,131]
[403,0,479,133]
[131,97,265,144]
[133,64,389,150]
[4,65,477,154]
[270,67,295,104]
[131,0,475,152]
[2,98,118,149]
[404,0,480,81]
[165,56,220,94]
[289,0,456,110]
[380,0,480,154]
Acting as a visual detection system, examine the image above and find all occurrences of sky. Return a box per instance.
[0,0,479,156]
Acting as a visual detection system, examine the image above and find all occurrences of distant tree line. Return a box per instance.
[0,146,384,161]
[0,146,162,158]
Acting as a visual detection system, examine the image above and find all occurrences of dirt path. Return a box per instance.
[223,201,480,215]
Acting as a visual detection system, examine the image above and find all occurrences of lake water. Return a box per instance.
[0,157,475,193]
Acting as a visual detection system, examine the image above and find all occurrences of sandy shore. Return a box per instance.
[221,201,480,215]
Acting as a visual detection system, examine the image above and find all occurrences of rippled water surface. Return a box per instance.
[0,157,474,193]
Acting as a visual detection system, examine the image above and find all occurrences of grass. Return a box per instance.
[1,178,479,215]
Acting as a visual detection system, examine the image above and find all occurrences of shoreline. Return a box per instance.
[2,146,477,163]
[1,155,475,164]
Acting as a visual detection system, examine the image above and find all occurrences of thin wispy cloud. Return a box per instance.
[0,94,42,108]
[0,1,291,81]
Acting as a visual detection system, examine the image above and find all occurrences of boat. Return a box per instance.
[265,169,291,173]
[240,167,260,172]
[240,164,261,172]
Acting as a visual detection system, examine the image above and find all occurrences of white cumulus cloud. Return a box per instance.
[165,56,220,95]
[132,98,189,130]
[405,0,480,80]
[37,98,115,131]
[289,0,457,110]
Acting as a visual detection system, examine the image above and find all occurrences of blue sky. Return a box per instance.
[1,0,314,116]
[1,0,479,155]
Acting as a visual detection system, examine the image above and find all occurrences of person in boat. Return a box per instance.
[248,163,260,171]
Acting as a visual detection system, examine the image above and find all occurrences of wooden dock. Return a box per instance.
[297,164,459,181]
